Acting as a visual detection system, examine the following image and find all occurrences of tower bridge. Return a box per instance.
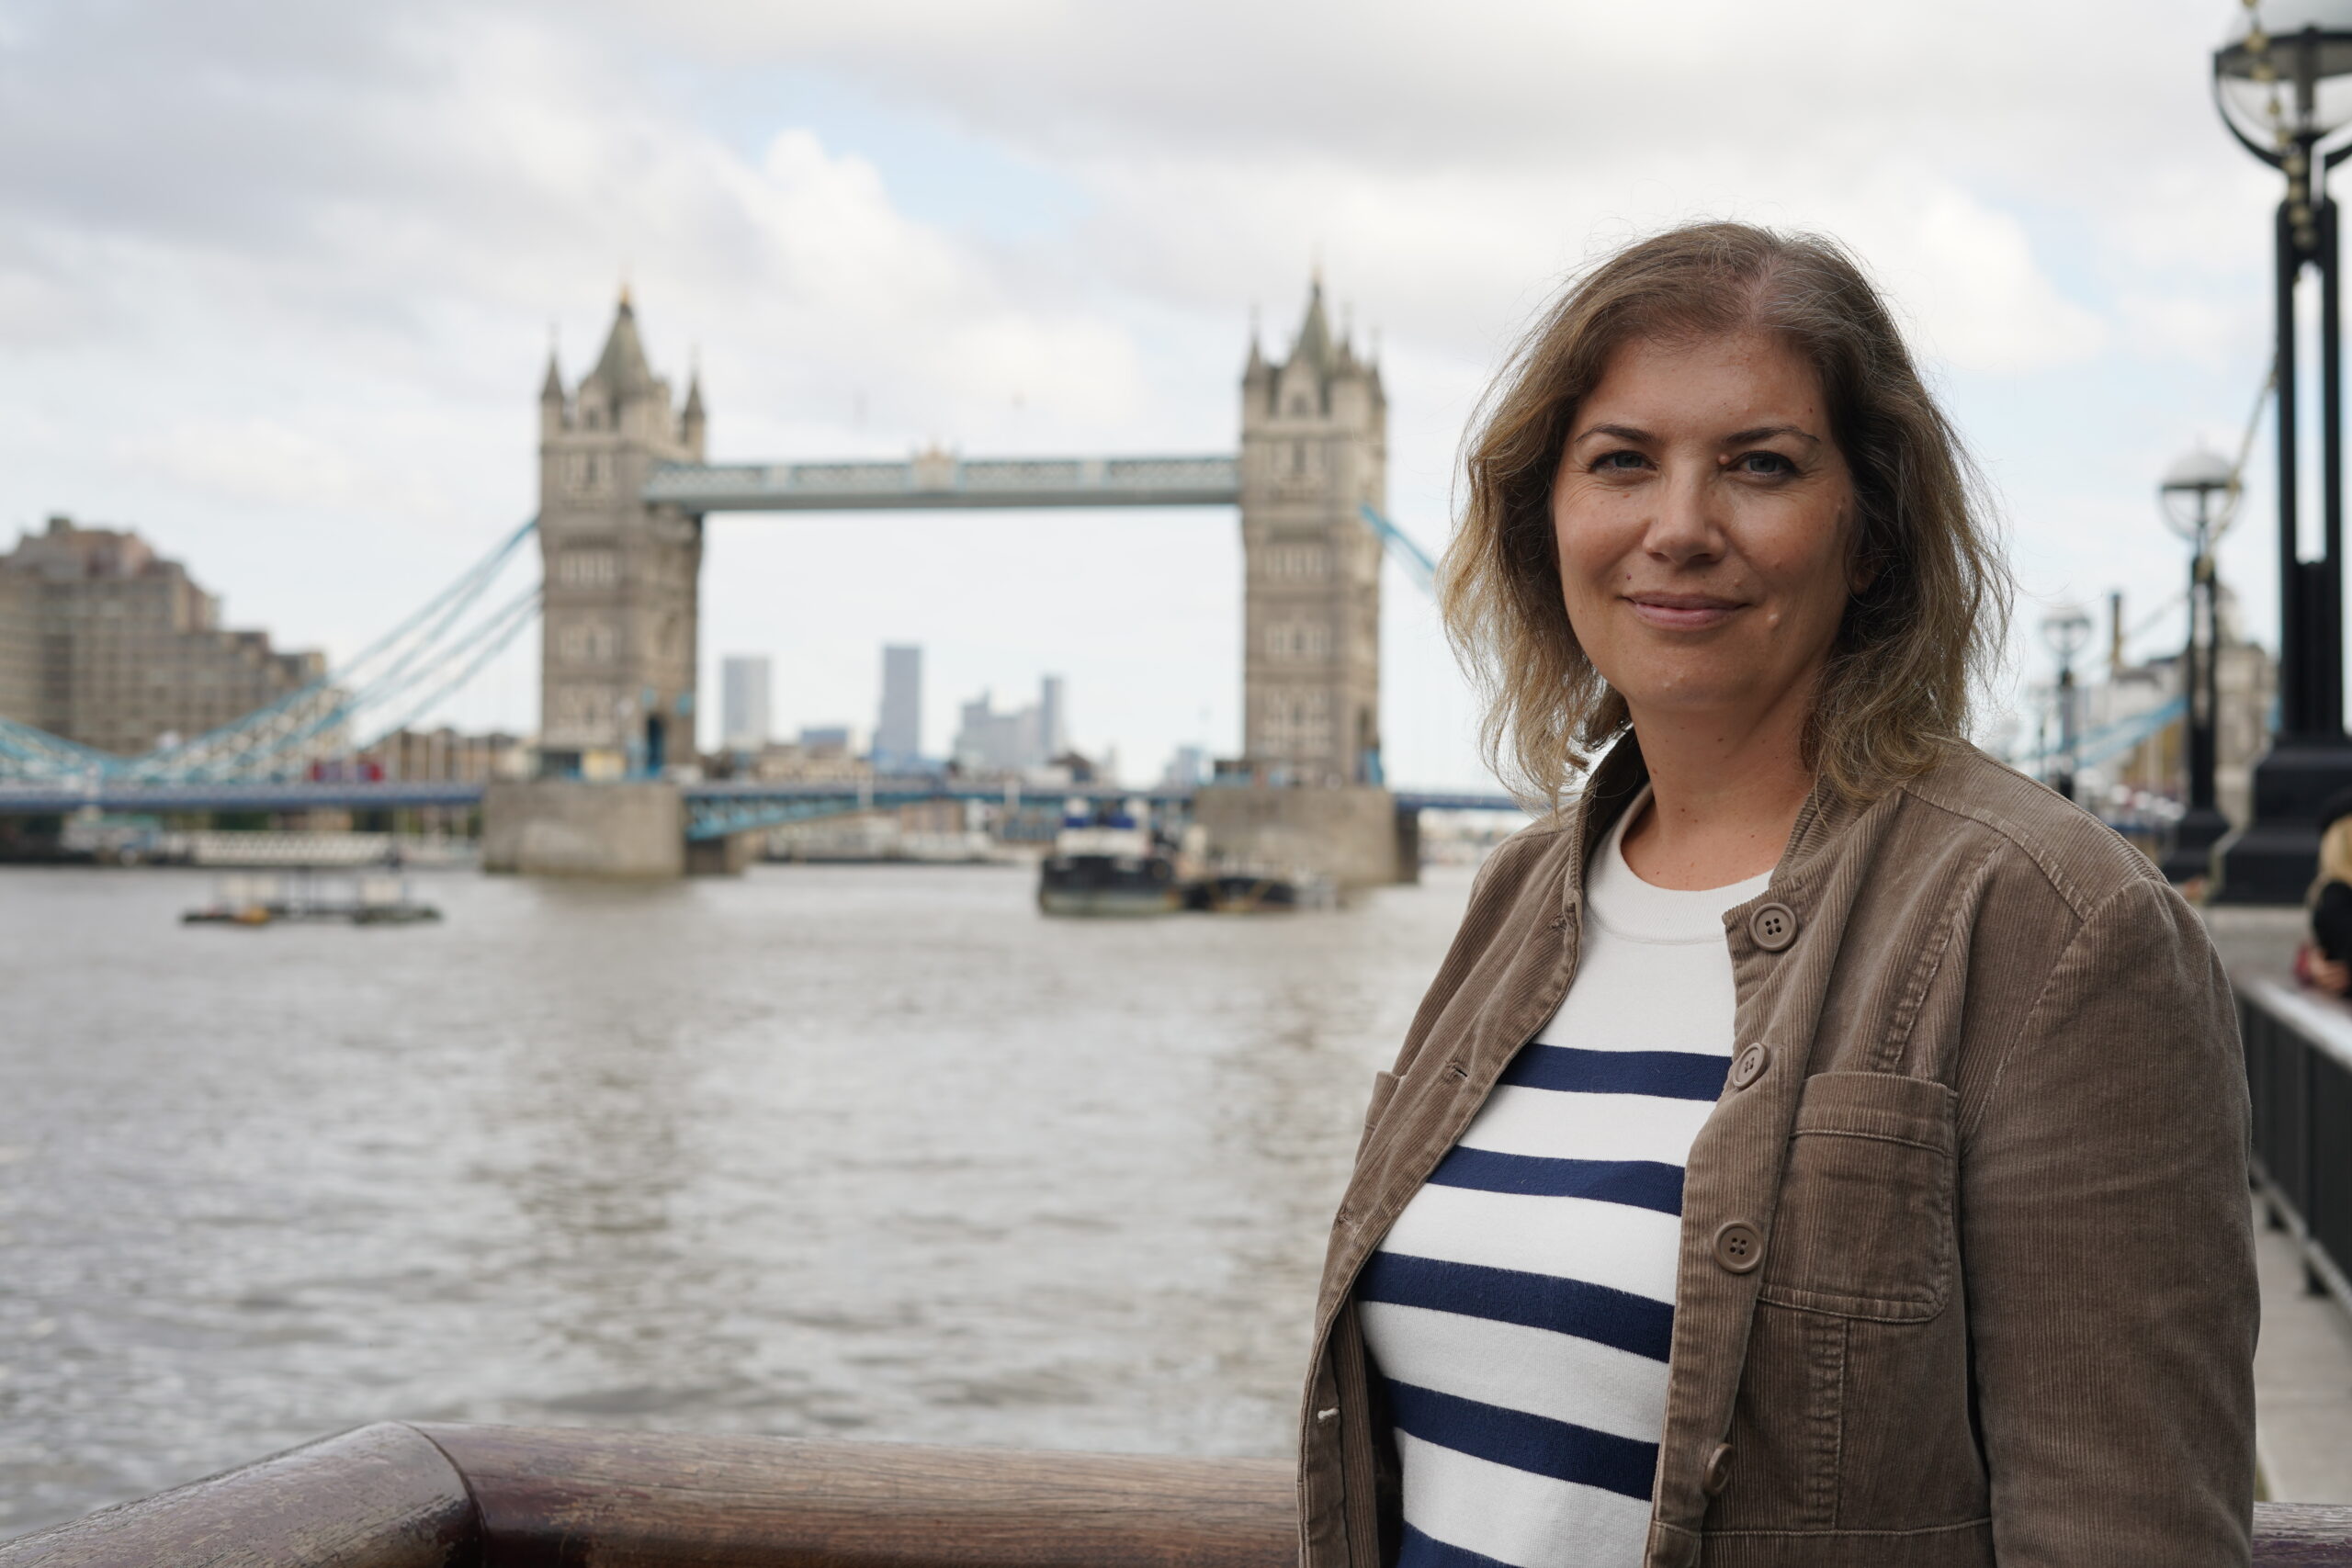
[501,280,1430,879]
[0,278,1507,874]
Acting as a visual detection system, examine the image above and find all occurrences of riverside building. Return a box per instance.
[0,515,323,757]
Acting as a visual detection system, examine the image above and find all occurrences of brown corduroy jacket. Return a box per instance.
[1298,739,2256,1568]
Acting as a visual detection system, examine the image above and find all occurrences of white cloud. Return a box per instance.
[1832,184,2109,375]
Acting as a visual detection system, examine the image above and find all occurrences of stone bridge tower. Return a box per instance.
[535,290,705,780]
[1199,279,1402,886]
[1238,279,1386,787]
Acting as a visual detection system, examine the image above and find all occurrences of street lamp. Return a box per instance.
[2159,447,2240,884]
[2041,604,2095,804]
[2213,0,2352,900]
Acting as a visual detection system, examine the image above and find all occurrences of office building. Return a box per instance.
[721,655,772,753]
[1037,674,1065,761]
[876,644,922,767]
[1161,743,1209,789]
[798,725,853,759]
[951,675,1067,775]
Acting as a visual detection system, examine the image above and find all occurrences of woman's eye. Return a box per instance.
[1736,451,1796,477]
[1592,450,1648,473]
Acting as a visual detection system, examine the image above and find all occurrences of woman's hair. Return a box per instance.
[2315,817,2352,901]
[1440,220,2012,807]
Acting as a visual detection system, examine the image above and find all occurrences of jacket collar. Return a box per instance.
[1558,730,1877,919]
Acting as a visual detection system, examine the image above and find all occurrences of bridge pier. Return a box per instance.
[1392,802,1421,886]
[482,779,684,877]
[1193,784,1404,889]
[684,830,755,877]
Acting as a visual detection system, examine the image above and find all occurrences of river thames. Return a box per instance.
[0,861,1474,1536]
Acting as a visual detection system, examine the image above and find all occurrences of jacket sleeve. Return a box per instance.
[1962,874,2257,1566]
[1383,829,1547,1082]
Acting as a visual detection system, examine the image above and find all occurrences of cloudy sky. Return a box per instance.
[0,0,2302,787]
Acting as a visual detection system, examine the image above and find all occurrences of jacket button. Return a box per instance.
[1713,1220,1765,1273]
[1747,902,1799,952]
[1702,1442,1735,1496]
[1729,1043,1770,1089]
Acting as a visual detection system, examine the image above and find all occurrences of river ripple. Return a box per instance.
[0,861,1473,1534]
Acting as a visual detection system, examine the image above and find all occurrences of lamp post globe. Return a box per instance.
[2041,604,2095,806]
[2159,446,2238,540]
[2211,0,2352,901]
[2158,446,2239,885]
[2216,1,2352,152]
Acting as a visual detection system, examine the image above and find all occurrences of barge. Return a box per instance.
[1037,796,1190,916]
[183,872,441,927]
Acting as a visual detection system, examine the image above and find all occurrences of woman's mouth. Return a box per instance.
[1624,592,1746,632]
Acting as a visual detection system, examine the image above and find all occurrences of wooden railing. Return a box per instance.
[1,1423,2347,1565]
[0,1425,1293,1567]
[2239,969,2352,1314]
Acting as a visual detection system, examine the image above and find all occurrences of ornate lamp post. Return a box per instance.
[2160,447,2240,883]
[2212,0,2352,900]
[2042,604,2095,804]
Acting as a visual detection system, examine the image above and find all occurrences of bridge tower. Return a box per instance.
[1238,279,1386,786]
[1202,279,1404,884]
[535,290,704,781]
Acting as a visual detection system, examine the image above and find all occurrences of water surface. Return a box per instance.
[0,861,1472,1533]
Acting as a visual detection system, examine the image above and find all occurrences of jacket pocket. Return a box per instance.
[1758,1071,1958,1322]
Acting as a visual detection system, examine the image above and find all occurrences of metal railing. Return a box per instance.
[2239,971,2352,1312]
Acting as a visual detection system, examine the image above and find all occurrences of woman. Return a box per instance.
[2301,792,2352,994]
[1299,224,2256,1568]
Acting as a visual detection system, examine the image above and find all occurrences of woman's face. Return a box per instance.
[1551,330,1858,735]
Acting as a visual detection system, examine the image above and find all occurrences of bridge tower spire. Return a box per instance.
[536,289,704,780]
[1237,276,1386,787]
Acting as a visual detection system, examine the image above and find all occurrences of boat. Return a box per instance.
[1037,797,1184,916]
[182,871,441,927]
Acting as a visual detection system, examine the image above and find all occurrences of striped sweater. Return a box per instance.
[1359,801,1770,1568]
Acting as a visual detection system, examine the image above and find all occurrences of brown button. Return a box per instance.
[1748,902,1799,952]
[1729,1043,1770,1089]
[1702,1441,1735,1496]
[1713,1220,1765,1273]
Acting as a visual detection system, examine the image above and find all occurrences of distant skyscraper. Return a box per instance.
[950,677,1074,776]
[1037,674,1065,761]
[954,692,1022,774]
[876,644,922,767]
[1160,744,1208,789]
[720,655,772,752]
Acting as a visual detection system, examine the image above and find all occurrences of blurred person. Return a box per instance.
[2299,793,2352,996]
[1297,223,2255,1568]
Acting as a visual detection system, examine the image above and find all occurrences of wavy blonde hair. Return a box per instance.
[1441,221,2012,808]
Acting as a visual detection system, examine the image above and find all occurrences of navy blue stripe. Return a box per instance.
[1386,1379,1657,1501]
[1498,1043,1728,1101]
[1356,1251,1674,1361]
[1396,1521,1521,1568]
[1425,1145,1685,1215]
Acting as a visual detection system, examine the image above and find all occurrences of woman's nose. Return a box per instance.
[1644,466,1725,565]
